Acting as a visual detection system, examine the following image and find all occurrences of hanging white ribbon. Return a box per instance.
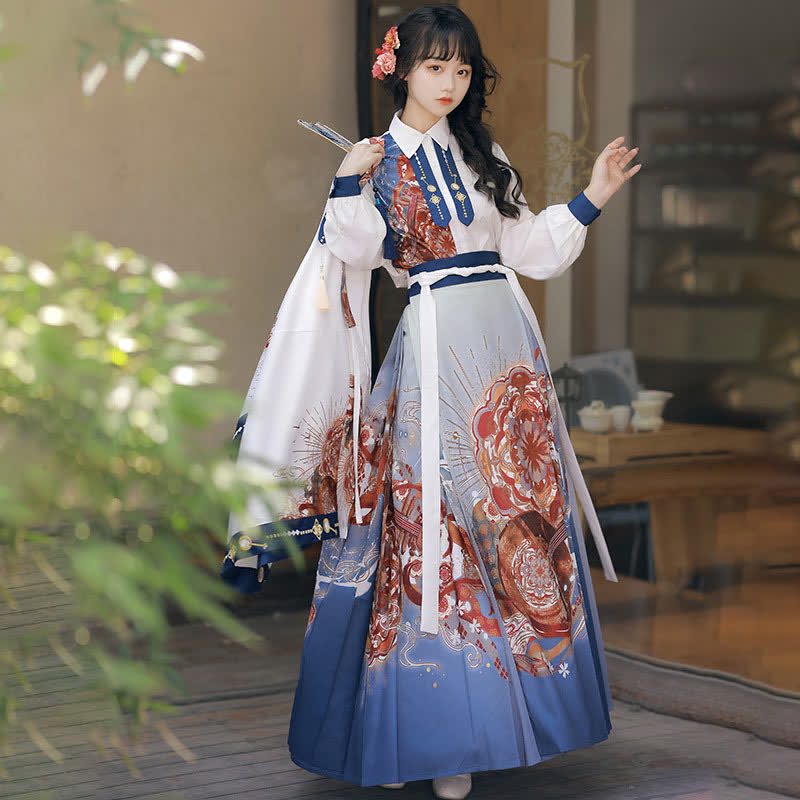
[406,262,618,636]
[418,282,442,634]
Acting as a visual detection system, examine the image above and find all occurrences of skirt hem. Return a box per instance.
[289,723,612,787]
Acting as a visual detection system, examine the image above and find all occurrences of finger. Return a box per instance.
[621,146,640,166]
[604,136,625,150]
[624,163,643,180]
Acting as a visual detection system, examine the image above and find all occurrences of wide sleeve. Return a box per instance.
[322,140,388,271]
[493,141,602,281]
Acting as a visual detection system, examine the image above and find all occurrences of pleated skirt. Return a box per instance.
[288,275,614,786]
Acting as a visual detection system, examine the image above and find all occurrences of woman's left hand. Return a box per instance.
[583,136,642,210]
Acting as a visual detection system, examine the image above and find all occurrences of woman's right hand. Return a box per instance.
[336,137,385,178]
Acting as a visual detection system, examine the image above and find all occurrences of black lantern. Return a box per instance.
[552,363,584,431]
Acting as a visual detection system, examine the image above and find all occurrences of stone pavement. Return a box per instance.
[2,606,799,799]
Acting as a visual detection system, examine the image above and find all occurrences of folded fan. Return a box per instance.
[297,119,355,152]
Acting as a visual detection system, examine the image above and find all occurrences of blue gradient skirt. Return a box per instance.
[288,275,613,786]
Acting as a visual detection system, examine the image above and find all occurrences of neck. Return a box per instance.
[399,97,443,133]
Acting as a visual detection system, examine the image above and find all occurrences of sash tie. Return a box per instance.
[365,251,617,635]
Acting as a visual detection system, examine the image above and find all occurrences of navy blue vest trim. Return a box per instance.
[406,270,506,303]
[407,250,500,277]
[409,145,451,228]
[374,191,397,260]
[317,213,326,243]
[329,174,361,198]
[568,191,602,225]
[220,511,340,593]
[233,412,247,442]
[433,141,474,226]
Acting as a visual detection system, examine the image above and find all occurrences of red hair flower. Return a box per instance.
[371,25,400,80]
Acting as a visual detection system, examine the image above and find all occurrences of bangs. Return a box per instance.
[418,27,473,66]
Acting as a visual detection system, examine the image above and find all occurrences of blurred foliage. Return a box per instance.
[0,238,277,771]
[75,0,206,96]
[0,0,283,778]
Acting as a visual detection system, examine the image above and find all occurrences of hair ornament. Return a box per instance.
[371,25,400,80]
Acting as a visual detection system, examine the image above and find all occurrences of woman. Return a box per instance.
[224,5,641,798]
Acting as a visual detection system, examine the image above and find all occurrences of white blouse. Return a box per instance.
[320,109,600,285]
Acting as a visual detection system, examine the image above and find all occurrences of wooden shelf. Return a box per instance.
[632,93,788,112]
[630,290,800,310]
[627,95,800,431]
[632,226,800,256]
[571,421,768,469]
[631,225,800,259]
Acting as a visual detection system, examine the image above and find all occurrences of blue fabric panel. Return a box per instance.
[374,192,397,260]
[329,174,361,198]
[408,145,451,228]
[220,511,340,593]
[407,250,500,276]
[567,191,602,225]
[433,141,474,225]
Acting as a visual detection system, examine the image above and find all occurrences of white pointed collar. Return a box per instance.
[389,110,451,159]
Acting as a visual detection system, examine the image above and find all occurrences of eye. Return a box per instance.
[428,64,471,76]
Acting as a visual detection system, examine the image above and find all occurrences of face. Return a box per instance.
[403,53,472,120]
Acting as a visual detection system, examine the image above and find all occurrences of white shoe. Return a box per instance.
[380,783,406,789]
[432,772,472,800]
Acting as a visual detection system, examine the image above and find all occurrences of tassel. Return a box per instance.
[315,263,329,310]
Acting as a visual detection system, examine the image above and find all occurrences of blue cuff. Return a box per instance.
[568,191,602,225]
[328,174,361,198]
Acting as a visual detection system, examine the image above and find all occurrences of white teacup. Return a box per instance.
[637,390,674,403]
[636,389,674,419]
[610,404,632,431]
[632,398,664,418]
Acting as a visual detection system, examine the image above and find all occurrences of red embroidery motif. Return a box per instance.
[472,364,566,528]
[340,271,356,329]
[497,511,575,640]
[389,154,457,270]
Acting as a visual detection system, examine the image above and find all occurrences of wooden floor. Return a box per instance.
[2,604,799,800]
[593,563,800,693]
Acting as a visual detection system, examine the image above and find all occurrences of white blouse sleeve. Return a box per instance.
[322,144,388,272]
[493,141,602,281]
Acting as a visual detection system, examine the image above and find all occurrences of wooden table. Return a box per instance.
[570,422,800,591]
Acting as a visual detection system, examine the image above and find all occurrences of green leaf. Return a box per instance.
[75,39,95,72]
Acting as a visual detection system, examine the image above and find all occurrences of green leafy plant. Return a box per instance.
[0,234,277,772]
[0,0,294,776]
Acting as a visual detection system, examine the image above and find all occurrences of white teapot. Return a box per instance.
[577,399,612,433]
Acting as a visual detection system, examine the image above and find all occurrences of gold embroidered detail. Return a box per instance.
[413,150,448,225]
[437,144,472,224]
[232,516,339,551]
[257,565,265,582]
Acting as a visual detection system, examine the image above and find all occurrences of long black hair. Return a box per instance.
[378,4,525,219]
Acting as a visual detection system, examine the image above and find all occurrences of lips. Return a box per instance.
[437,97,452,103]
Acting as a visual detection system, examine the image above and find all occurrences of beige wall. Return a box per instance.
[1,0,617,408]
[0,0,358,414]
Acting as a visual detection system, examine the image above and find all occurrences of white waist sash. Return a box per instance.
[353,259,618,636]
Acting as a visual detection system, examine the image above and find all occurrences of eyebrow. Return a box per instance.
[426,57,471,66]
